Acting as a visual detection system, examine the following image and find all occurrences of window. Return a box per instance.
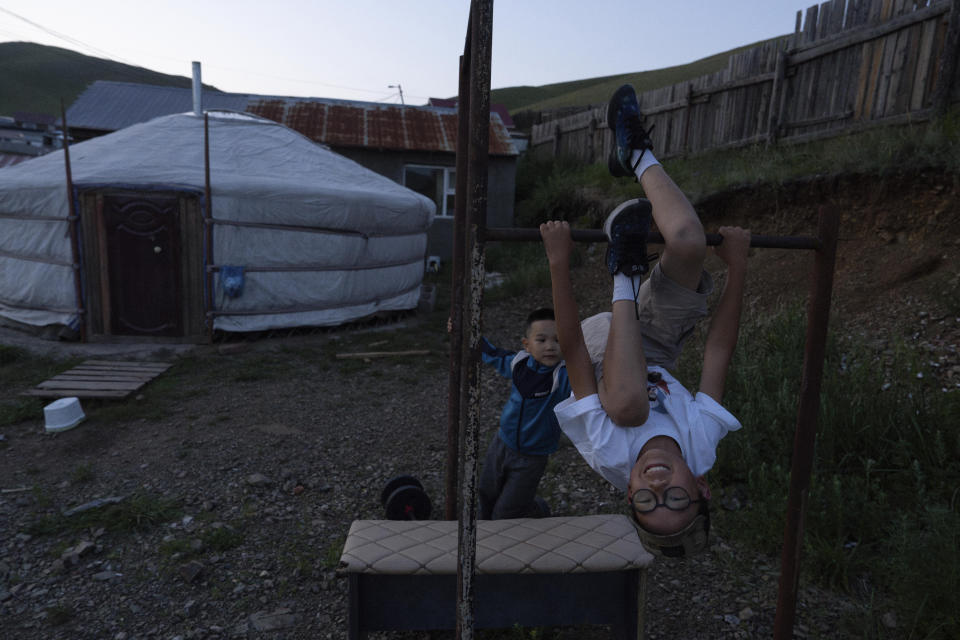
[403,165,456,217]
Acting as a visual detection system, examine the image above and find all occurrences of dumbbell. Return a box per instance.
[380,474,432,520]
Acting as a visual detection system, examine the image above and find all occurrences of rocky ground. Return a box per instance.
[1,170,958,639]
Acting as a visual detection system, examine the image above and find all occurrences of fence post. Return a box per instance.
[933,0,960,116]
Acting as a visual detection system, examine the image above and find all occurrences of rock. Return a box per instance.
[62,496,125,517]
[92,571,120,582]
[179,561,204,583]
[246,473,273,487]
[739,606,755,621]
[74,540,96,557]
[60,551,81,568]
[249,609,298,632]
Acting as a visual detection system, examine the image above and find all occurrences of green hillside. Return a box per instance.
[1,38,787,121]
[0,41,220,117]
[492,37,788,115]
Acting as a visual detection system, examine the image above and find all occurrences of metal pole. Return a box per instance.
[203,113,215,343]
[192,61,203,117]
[456,1,492,638]
[60,101,86,342]
[446,51,471,521]
[773,206,840,639]
[482,227,822,251]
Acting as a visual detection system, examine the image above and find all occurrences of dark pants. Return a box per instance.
[478,434,549,520]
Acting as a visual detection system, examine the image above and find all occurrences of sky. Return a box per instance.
[0,1,807,106]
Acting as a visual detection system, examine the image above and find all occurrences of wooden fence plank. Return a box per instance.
[889,0,916,116]
[912,17,940,107]
[883,0,911,116]
[854,0,881,117]
[864,0,895,119]
[874,0,903,117]
[894,18,924,114]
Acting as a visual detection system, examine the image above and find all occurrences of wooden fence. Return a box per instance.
[530,0,960,162]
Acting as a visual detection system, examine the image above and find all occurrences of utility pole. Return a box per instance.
[388,83,404,105]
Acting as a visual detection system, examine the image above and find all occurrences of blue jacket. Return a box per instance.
[480,336,571,456]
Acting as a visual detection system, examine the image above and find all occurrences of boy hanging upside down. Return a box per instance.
[539,84,752,557]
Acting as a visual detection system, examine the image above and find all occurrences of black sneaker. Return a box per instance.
[603,199,654,277]
[607,84,655,178]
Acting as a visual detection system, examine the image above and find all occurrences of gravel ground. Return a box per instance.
[1,171,958,639]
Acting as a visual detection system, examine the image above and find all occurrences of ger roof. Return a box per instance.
[66,81,517,156]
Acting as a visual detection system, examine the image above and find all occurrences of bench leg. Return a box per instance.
[636,568,647,640]
[611,568,648,640]
[348,574,366,640]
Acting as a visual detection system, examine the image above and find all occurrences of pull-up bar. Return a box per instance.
[482,227,823,250]
[449,3,837,639]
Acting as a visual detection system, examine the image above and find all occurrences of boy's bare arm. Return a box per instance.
[540,221,598,400]
[699,226,750,403]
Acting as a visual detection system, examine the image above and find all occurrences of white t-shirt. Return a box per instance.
[553,366,741,493]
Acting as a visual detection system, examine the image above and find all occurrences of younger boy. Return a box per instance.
[477,308,571,519]
[539,84,751,556]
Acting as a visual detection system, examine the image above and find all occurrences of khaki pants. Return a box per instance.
[581,263,714,373]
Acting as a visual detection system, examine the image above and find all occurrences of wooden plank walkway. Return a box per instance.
[23,360,174,399]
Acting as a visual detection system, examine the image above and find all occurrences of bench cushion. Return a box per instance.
[339,514,653,576]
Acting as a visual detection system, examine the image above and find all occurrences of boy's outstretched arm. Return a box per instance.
[699,226,751,403]
[540,221,598,400]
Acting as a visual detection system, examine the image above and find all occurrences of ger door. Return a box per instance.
[102,192,183,336]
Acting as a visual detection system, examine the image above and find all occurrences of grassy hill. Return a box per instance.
[492,36,788,115]
[2,38,788,121]
[0,41,220,117]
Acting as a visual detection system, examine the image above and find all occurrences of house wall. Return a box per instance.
[335,147,517,262]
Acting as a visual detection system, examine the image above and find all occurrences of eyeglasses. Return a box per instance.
[630,486,704,513]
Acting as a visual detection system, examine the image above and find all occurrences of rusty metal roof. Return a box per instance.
[66,81,516,156]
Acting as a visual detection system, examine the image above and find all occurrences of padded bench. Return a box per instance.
[338,514,655,639]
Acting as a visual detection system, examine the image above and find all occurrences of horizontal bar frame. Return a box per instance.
[482,227,822,251]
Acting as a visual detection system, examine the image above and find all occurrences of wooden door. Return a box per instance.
[102,193,182,336]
